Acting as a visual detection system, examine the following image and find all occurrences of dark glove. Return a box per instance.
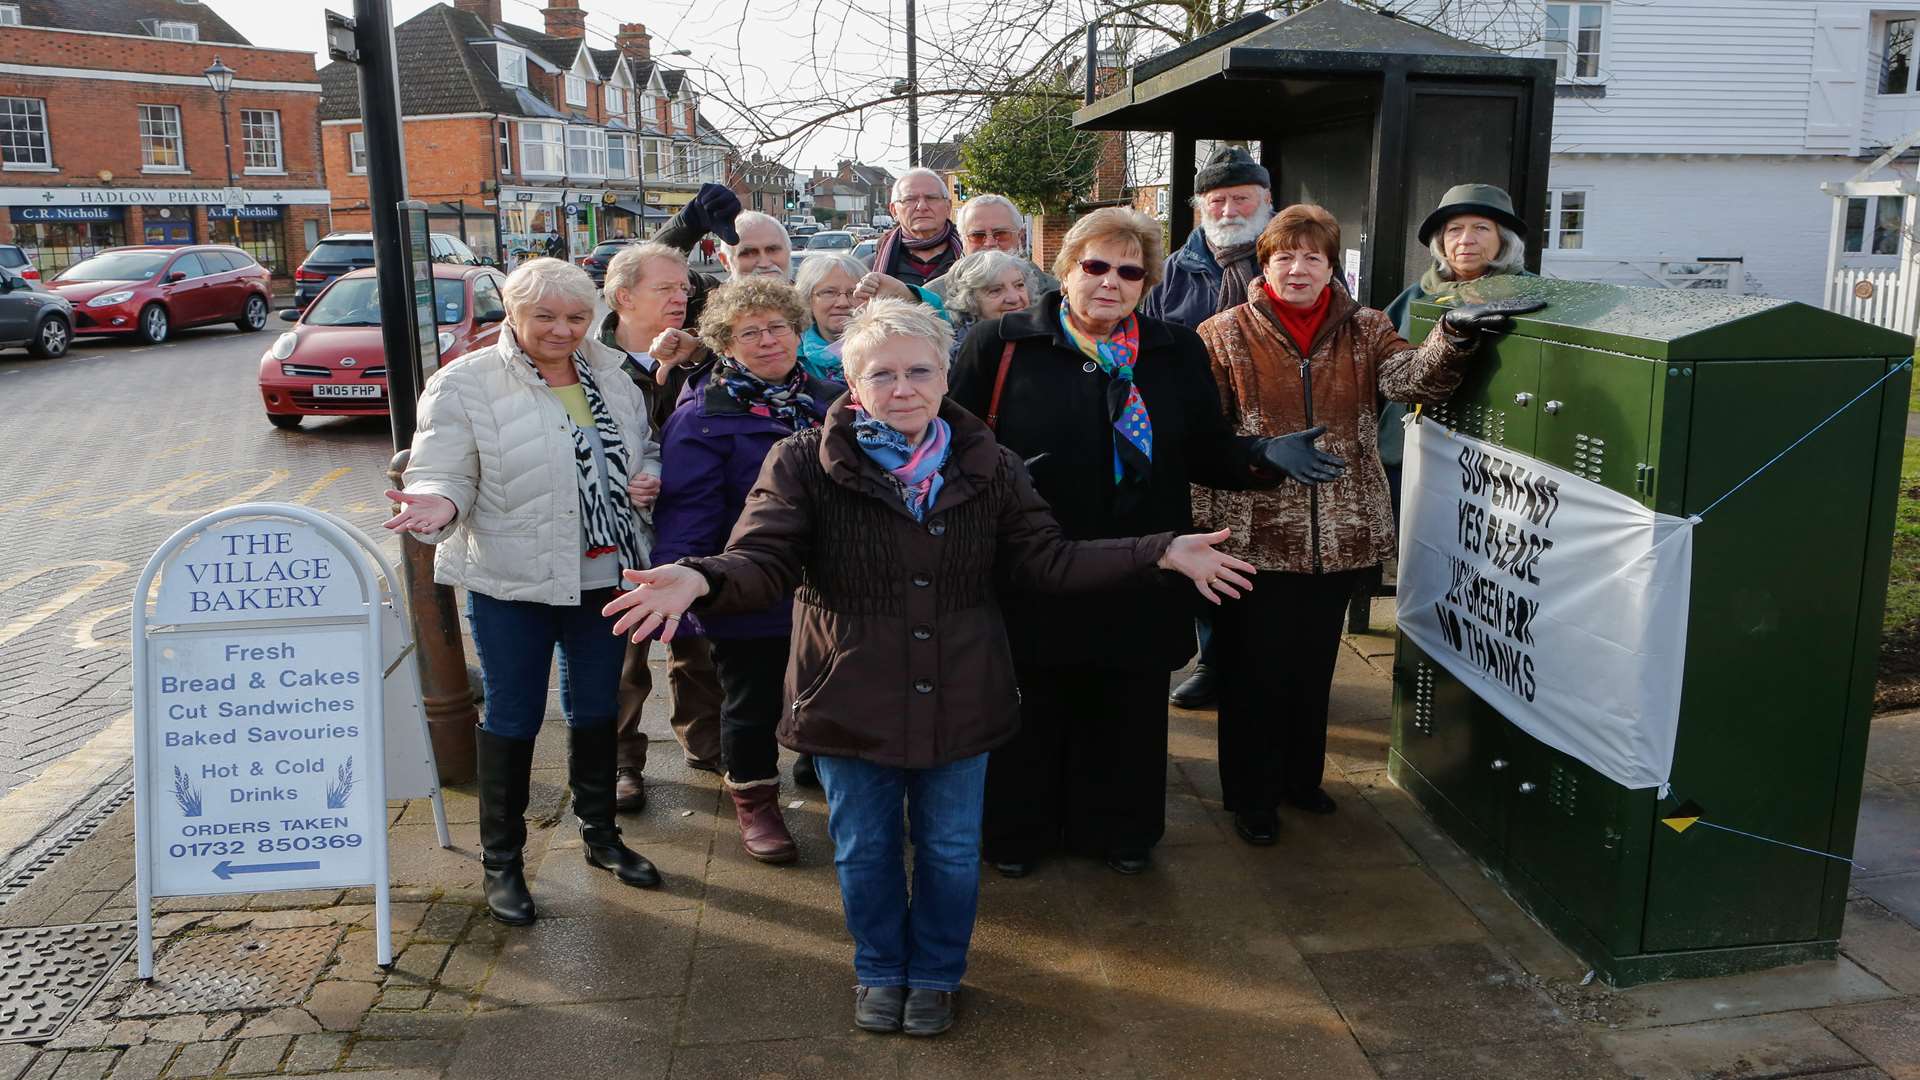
[682,183,743,245]
[1256,426,1346,485]
[1439,298,1547,343]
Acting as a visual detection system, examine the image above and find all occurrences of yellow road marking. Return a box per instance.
[0,560,128,650]
[146,468,291,515]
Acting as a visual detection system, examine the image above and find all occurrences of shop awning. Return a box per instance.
[610,198,670,222]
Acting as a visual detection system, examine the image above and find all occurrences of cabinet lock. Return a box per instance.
[1517,782,1538,794]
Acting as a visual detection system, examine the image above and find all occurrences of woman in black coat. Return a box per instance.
[948,207,1342,876]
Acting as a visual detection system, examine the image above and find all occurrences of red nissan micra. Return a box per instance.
[258,263,507,429]
[52,244,272,343]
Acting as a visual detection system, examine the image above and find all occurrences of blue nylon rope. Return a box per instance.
[1692,359,1913,520]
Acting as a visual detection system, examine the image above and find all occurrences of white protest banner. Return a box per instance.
[133,504,446,978]
[1396,420,1695,791]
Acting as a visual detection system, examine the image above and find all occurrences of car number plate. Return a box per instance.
[311,384,382,399]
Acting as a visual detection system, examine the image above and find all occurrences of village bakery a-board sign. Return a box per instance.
[132,503,439,977]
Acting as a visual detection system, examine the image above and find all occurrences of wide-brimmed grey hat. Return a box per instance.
[1417,183,1528,244]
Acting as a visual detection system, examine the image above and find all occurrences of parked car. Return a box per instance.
[258,263,507,429]
[292,231,481,309]
[791,230,856,274]
[0,266,71,357]
[0,244,41,283]
[580,238,639,286]
[51,245,271,344]
[853,238,878,268]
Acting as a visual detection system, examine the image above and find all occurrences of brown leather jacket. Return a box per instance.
[1193,286,1471,574]
[684,397,1175,769]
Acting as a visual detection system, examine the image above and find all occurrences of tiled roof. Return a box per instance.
[13,0,249,44]
[920,142,960,171]
[496,21,581,72]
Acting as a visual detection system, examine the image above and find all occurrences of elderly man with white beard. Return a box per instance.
[1143,146,1274,331]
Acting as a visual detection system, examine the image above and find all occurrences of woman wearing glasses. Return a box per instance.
[603,299,1253,1035]
[650,276,836,863]
[949,207,1343,878]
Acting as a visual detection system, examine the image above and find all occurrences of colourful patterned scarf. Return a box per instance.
[798,326,847,385]
[715,358,819,431]
[1059,302,1153,485]
[852,408,951,521]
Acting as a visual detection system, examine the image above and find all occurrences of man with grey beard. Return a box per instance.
[1142,146,1274,331]
[1145,146,1274,711]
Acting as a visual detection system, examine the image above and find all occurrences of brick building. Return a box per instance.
[0,0,329,280]
[729,154,793,219]
[319,0,734,267]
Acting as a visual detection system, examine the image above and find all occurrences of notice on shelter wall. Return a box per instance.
[1396,421,1695,790]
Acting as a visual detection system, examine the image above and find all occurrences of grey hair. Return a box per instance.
[720,211,790,258]
[890,167,949,202]
[502,257,599,315]
[602,242,687,307]
[1428,225,1527,281]
[793,253,868,330]
[839,297,954,383]
[958,193,1024,233]
[942,250,1034,318]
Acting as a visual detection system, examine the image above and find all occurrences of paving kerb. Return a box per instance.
[0,623,1914,1077]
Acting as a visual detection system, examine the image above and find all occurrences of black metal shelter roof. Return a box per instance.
[1076,0,1539,133]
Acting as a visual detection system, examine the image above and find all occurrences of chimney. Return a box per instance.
[616,22,652,63]
[543,0,586,39]
[453,0,502,26]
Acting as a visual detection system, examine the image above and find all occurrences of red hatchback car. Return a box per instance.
[258,263,508,429]
[51,244,272,343]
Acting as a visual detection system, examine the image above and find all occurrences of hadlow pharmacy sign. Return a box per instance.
[132,504,448,978]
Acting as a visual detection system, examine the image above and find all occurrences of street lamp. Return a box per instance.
[202,56,237,244]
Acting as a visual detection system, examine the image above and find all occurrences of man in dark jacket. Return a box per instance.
[870,168,964,288]
[1140,145,1275,709]
[652,183,794,322]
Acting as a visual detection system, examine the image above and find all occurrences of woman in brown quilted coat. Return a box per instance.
[1194,203,1536,846]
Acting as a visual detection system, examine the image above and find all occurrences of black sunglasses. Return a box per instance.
[1079,259,1147,282]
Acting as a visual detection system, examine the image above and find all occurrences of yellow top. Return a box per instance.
[549,383,594,429]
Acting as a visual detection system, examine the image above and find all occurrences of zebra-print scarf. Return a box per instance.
[552,352,645,587]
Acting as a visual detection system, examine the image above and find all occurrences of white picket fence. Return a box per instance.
[1827,266,1920,334]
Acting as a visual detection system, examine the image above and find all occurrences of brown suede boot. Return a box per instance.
[726,778,797,864]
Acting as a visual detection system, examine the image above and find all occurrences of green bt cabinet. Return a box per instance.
[1391,276,1911,986]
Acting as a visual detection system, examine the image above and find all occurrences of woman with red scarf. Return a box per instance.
[1194,203,1534,846]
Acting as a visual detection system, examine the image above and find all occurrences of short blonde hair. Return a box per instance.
[602,242,687,307]
[696,276,806,355]
[1052,207,1165,290]
[838,297,954,383]
[502,257,598,315]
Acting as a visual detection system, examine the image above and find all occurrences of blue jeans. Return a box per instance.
[466,588,626,742]
[814,753,989,991]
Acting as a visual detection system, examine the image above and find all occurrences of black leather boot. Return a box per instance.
[569,726,662,888]
[475,728,537,926]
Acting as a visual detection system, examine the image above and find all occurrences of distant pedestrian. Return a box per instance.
[700,237,716,263]
[383,257,663,926]
[544,229,566,261]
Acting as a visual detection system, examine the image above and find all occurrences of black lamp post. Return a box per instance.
[202,56,237,244]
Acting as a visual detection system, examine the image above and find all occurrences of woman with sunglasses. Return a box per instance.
[650,276,838,864]
[948,207,1342,878]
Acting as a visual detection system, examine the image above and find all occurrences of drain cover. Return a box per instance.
[121,925,341,1018]
[0,922,136,1044]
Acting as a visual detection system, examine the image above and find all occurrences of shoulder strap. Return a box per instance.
[985,339,1016,431]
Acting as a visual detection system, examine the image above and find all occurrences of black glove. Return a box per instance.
[1256,426,1346,484]
[681,183,743,245]
[1439,298,1547,343]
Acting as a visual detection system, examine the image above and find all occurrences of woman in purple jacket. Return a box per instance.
[652,276,836,864]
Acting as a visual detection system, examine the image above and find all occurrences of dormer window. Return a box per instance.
[154,20,198,41]
[0,6,20,27]
[566,73,587,108]
[496,44,527,89]
[605,83,627,117]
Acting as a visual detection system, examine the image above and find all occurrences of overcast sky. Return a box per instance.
[211,0,920,174]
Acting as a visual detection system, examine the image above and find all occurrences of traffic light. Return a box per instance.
[785,190,798,210]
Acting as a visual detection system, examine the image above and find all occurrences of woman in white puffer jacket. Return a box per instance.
[384,258,664,926]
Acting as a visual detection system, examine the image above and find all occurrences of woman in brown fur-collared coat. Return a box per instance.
[1194,203,1527,846]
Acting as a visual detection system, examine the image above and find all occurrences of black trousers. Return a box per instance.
[983,665,1170,862]
[1213,569,1365,814]
[708,635,790,784]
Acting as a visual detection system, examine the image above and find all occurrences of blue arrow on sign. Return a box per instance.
[213,860,321,880]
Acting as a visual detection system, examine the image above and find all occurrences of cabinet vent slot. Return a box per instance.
[1428,403,1504,445]
[1547,762,1579,817]
[1573,433,1604,483]
[1412,662,1435,736]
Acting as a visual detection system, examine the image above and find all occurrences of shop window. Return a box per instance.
[24,220,127,278]
[139,104,185,171]
[143,219,194,246]
[233,220,285,274]
[0,96,50,168]
[241,110,282,172]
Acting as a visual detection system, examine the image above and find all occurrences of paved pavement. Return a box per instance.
[0,324,398,866]
[0,618,1918,1079]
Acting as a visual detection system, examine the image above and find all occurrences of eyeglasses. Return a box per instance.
[812,287,854,303]
[856,365,942,390]
[965,228,1019,245]
[1079,259,1147,282]
[733,323,797,346]
[897,194,950,206]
